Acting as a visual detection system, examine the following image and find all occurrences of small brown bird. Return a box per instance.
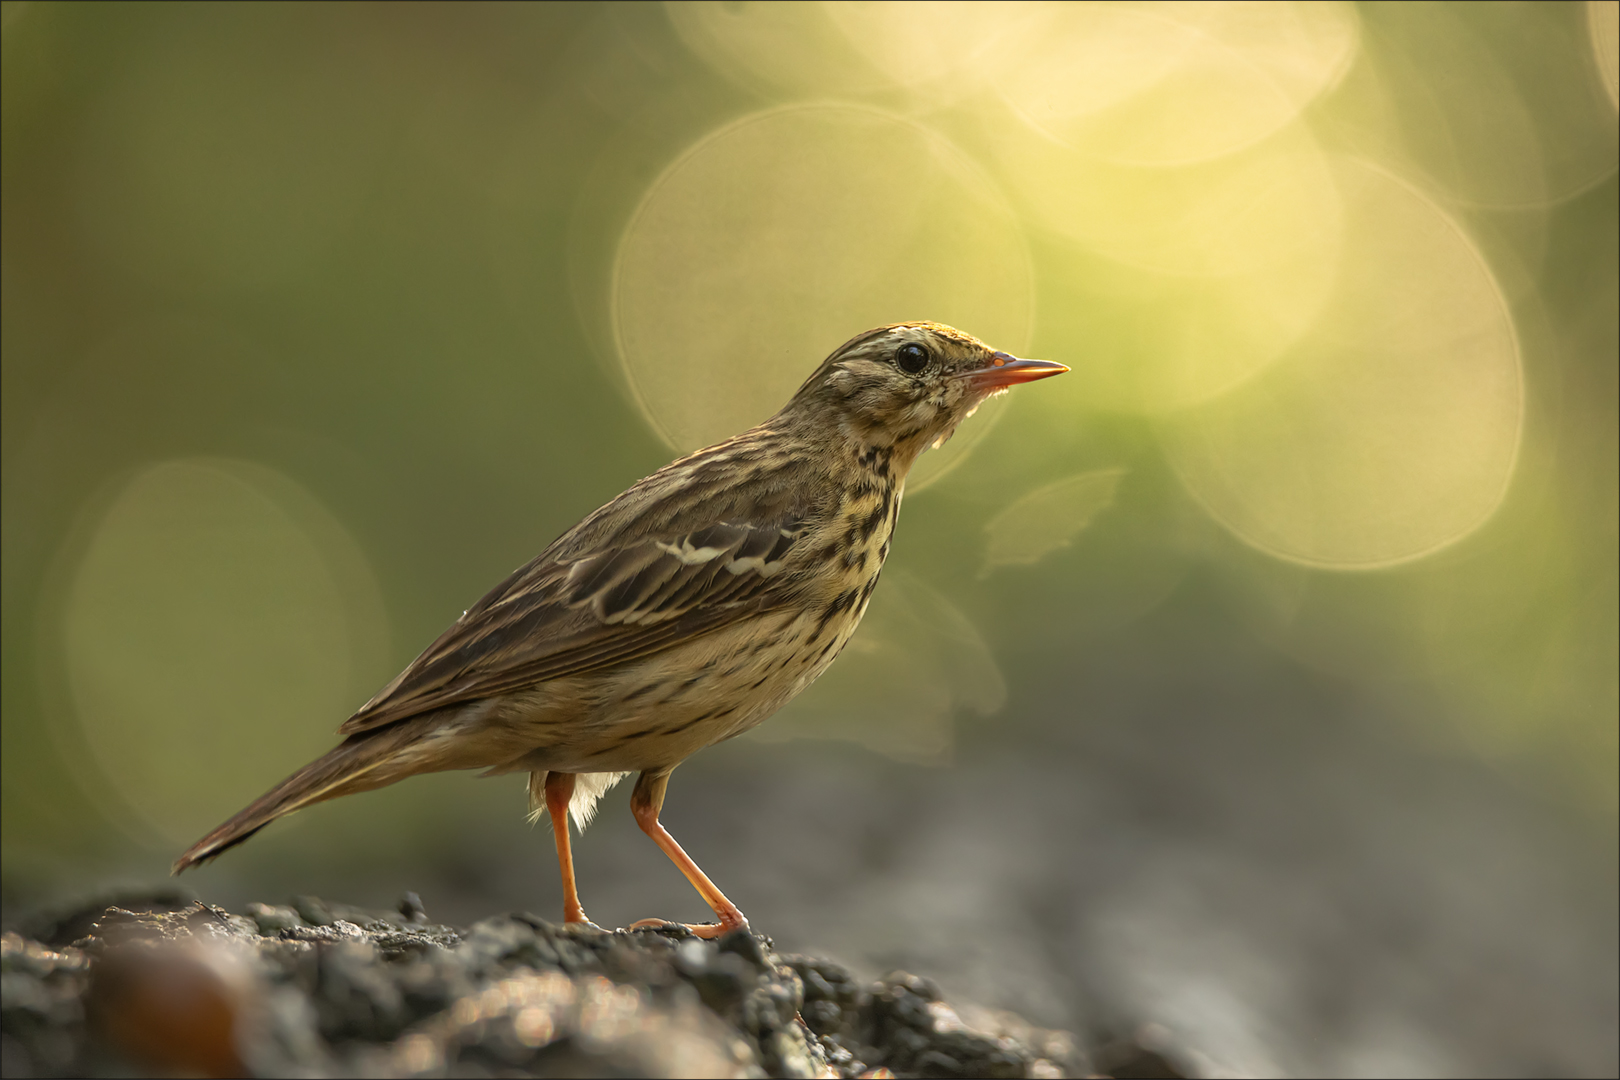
[174,322,1066,936]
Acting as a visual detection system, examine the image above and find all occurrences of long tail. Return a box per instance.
[172,717,441,874]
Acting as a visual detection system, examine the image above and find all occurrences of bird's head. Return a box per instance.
[782,322,1068,467]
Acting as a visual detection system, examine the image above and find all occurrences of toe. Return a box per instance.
[623,916,750,939]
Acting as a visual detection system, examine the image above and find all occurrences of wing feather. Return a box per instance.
[337,514,804,735]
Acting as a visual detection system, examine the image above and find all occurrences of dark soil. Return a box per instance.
[1,890,1182,1078]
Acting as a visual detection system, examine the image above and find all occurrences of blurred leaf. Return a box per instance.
[753,572,1005,765]
[981,468,1126,576]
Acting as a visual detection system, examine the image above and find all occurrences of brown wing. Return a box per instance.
[337,519,804,735]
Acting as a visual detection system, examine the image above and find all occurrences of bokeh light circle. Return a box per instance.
[992,0,1359,166]
[1355,3,1619,208]
[665,1,1027,106]
[996,120,1344,411]
[992,120,1342,280]
[1593,0,1620,110]
[59,458,390,844]
[612,104,1033,489]
[665,1,899,101]
[1163,159,1523,569]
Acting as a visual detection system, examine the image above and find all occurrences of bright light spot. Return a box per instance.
[1592,1,1620,110]
[994,121,1340,279]
[512,1006,555,1048]
[753,572,1005,764]
[992,1,1359,166]
[59,458,389,843]
[613,104,1032,490]
[1001,123,1342,410]
[1163,159,1523,570]
[666,0,1034,106]
[664,1,898,100]
[982,469,1126,576]
[396,1034,442,1074]
[822,1,1034,101]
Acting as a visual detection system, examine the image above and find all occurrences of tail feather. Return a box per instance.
[172,718,437,874]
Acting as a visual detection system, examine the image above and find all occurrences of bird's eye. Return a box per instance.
[895,342,930,374]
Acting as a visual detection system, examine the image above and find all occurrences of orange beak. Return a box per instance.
[955,351,1070,390]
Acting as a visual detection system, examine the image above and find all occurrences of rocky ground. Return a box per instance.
[0,889,1183,1078]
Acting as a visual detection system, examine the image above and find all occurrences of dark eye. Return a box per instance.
[895,342,930,374]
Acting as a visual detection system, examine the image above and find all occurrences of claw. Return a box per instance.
[629,773,751,938]
[627,916,749,940]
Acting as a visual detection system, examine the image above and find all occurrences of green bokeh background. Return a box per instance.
[3,3,1616,1074]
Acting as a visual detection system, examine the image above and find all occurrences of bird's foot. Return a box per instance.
[562,912,609,933]
[627,914,749,940]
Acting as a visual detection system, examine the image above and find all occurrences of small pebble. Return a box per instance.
[398,892,429,924]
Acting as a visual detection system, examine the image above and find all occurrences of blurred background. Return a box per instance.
[2,2,1615,1075]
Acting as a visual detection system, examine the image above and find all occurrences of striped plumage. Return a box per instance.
[174,322,1066,935]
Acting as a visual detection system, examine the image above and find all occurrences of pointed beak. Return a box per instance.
[955,351,1070,391]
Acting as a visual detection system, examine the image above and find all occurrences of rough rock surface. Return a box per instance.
[1,891,1167,1079]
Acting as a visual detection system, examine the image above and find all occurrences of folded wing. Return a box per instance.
[337,519,803,735]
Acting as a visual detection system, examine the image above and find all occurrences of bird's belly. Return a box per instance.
[531,600,870,773]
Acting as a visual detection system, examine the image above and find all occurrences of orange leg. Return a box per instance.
[627,769,749,939]
[543,771,598,928]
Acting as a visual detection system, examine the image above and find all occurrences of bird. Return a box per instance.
[173,322,1067,937]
